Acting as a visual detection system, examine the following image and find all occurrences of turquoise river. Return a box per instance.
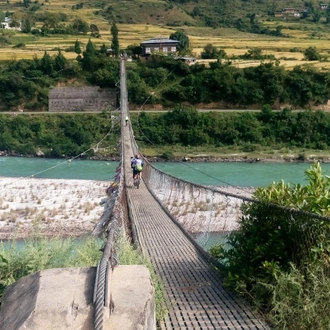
[1,156,330,187]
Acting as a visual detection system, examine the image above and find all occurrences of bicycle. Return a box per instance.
[133,172,141,189]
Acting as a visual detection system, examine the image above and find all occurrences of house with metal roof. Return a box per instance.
[140,38,180,56]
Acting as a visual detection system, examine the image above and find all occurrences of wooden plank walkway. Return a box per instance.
[123,141,270,330]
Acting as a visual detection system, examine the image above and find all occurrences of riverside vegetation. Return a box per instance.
[210,162,330,330]
[4,105,330,161]
[0,234,167,323]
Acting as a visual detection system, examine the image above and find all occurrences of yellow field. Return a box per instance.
[1,22,330,69]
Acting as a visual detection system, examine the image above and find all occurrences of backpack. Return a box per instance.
[136,164,143,171]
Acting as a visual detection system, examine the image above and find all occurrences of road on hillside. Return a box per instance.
[0,108,305,115]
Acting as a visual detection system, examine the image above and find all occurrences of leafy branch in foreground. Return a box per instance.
[213,162,330,329]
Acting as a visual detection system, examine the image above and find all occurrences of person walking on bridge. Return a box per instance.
[125,116,129,126]
[131,154,143,188]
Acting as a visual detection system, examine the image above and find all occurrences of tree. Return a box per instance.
[249,13,256,24]
[41,51,53,75]
[201,44,216,59]
[74,40,82,57]
[21,18,32,33]
[23,0,31,8]
[41,12,61,30]
[81,38,96,70]
[85,38,95,55]
[72,18,89,35]
[192,7,201,16]
[219,163,330,329]
[9,16,21,28]
[169,30,190,55]
[303,46,321,61]
[90,24,100,38]
[126,44,142,58]
[99,43,107,55]
[54,50,67,72]
[0,10,5,23]
[110,22,120,58]
[243,48,263,59]
[311,9,321,22]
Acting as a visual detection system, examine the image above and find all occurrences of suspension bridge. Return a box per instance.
[0,54,328,330]
[92,57,272,330]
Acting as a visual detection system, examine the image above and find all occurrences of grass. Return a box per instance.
[267,262,330,330]
[0,234,103,299]
[0,232,168,323]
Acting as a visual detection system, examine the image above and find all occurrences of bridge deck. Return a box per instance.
[119,55,270,329]
[123,142,270,330]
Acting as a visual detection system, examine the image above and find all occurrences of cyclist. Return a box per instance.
[131,154,143,187]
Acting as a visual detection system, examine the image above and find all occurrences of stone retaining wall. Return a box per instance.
[48,87,117,112]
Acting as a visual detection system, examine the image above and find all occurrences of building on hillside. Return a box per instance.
[282,8,297,14]
[140,38,180,56]
[48,86,117,112]
[274,8,305,18]
[281,8,301,17]
[1,17,21,31]
[320,3,328,10]
[174,56,196,65]
[274,11,284,17]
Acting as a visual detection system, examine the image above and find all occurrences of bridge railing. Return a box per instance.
[141,155,249,244]
[131,138,330,271]
[92,134,130,330]
[124,56,330,273]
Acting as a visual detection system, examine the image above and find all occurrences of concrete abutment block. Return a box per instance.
[104,265,156,330]
[0,265,156,330]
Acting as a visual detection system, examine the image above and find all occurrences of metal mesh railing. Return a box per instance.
[135,152,330,272]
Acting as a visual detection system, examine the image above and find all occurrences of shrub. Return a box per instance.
[13,43,25,49]
[218,162,330,329]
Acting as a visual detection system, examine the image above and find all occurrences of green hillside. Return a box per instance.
[0,0,327,30]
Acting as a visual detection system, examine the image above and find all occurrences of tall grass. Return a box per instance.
[0,234,103,302]
[265,263,330,330]
[0,233,168,323]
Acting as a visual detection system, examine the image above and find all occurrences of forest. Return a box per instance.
[133,105,330,150]
[0,112,119,158]
[0,39,330,112]
[2,105,330,159]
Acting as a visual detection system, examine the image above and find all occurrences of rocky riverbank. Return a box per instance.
[148,155,330,164]
[0,177,110,240]
[2,150,330,164]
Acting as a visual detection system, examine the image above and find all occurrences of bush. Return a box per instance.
[160,150,174,160]
[218,163,330,329]
[13,43,25,49]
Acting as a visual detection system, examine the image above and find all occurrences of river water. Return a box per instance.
[1,156,330,187]
[2,157,329,249]
[0,157,117,181]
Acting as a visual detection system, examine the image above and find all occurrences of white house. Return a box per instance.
[1,17,21,31]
